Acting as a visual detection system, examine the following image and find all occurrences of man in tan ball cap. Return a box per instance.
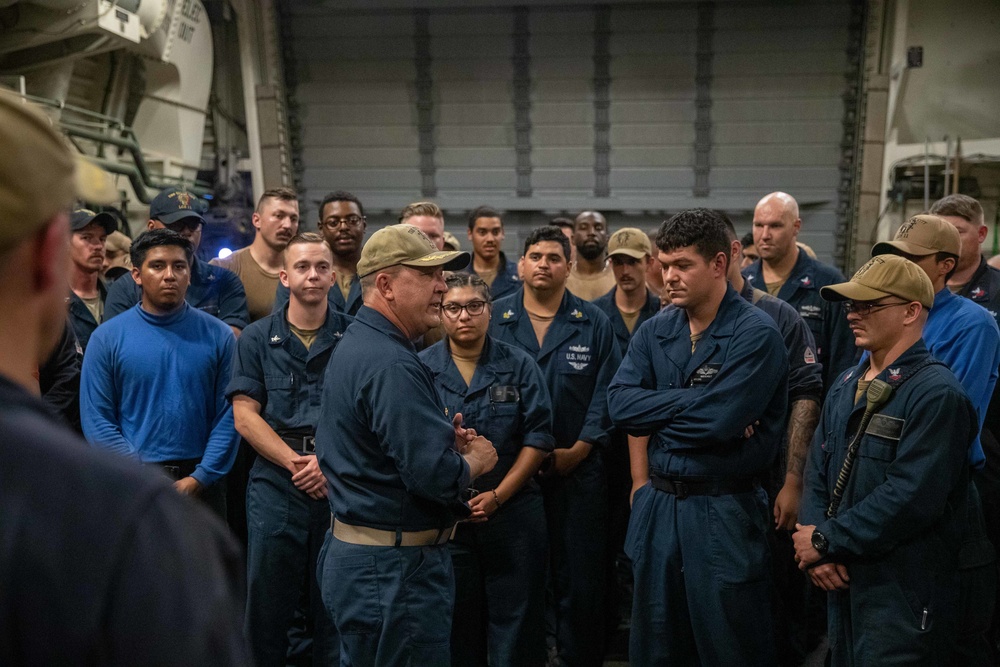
[316,224,497,667]
[796,253,979,666]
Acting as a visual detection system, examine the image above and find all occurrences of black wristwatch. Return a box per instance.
[811,530,829,556]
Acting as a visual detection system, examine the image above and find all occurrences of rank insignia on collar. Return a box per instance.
[842,370,854,383]
[271,335,281,343]
[444,407,449,417]
[889,367,902,381]
[800,276,811,286]
[971,286,985,298]
[503,309,514,319]
[571,309,583,319]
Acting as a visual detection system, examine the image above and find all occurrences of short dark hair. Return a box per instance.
[445,272,492,304]
[523,225,571,261]
[549,217,574,231]
[930,194,984,226]
[468,206,502,231]
[939,251,959,283]
[256,186,298,213]
[130,228,194,268]
[655,208,731,269]
[741,231,755,249]
[715,210,737,241]
[319,190,365,219]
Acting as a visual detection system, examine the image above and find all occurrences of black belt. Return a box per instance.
[155,458,200,481]
[650,475,758,499]
[280,433,316,454]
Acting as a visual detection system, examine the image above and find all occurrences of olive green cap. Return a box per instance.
[821,254,934,308]
[607,227,652,259]
[357,224,469,278]
[0,89,116,250]
[872,214,961,258]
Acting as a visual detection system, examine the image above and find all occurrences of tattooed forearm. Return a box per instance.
[786,398,820,477]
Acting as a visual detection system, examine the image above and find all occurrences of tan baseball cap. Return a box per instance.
[872,214,961,258]
[0,90,116,250]
[607,227,652,259]
[358,224,469,278]
[442,231,461,251]
[821,254,934,308]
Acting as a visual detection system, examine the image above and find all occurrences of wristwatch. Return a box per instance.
[811,529,829,556]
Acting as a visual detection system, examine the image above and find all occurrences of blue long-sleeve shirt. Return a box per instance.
[81,303,239,487]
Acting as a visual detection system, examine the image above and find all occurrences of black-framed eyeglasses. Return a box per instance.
[441,300,488,318]
[841,300,910,316]
[320,215,365,230]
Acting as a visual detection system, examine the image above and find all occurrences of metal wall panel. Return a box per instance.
[289,10,419,210]
[284,1,856,260]
[711,2,853,257]
[529,7,596,198]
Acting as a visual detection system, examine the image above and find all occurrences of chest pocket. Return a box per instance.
[265,375,293,390]
[797,302,823,325]
[264,374,296,413]
[688,363,721,387]
[557,342,595,376]
[471,384,519,456]
[489,385,520,417]
[860,414,903,461]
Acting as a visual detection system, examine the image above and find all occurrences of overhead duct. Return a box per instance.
[0,1,164,70]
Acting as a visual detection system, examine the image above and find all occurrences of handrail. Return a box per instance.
[15,92,213,201]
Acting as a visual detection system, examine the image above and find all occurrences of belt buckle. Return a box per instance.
[674,480,689,500]
[302,435,316,453]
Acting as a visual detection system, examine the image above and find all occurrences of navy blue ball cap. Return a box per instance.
[70,208,116,234]
[150,187,205,226]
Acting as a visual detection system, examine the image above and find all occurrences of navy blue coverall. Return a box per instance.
[463,252,521,300]
[226,305,352,667]
[592,286,662,360]
[421,336,555,666]
[608,285,788,666]
[740,278,824,665]
[489,287,620,667]
[744,251,856,393]
[800,342,978,666]
[316,306,472,666]
[273,273,362,316]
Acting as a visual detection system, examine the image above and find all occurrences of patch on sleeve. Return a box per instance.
[804,347,816,364]
[865,414,904,441]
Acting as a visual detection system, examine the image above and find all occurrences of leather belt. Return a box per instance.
[332,518,454,547]
[650,475,758,500]
[280,433,316,454]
